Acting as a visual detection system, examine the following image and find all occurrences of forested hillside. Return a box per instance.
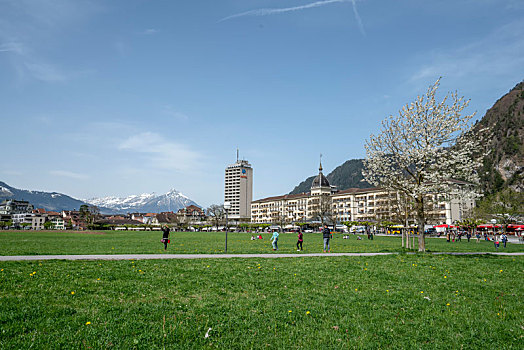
[475,80,524,194]
[289,159,371,194]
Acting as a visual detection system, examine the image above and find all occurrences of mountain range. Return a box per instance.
[0,181,199,214]
[85,189,199,213]
[289,79,524,196]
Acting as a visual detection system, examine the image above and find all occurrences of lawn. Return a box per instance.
[1,230,523,255]
[0,255,522,348]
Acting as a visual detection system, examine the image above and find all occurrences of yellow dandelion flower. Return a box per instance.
[97,278,100,281]
[444,276,447,278]
[446,303,450,306]
[386,290,389,292]
[33,271,36,274]
[306,311,311,315]
[499,270,503,273]
[288,310,292,313]
[71,291,75,295]
[1,269,3,271]
[86,321,91,325]
[420,291,423,294]
[355,288,358,291]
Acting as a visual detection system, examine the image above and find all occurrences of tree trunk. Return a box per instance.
[401,228,405,248]
[416,195,426,252]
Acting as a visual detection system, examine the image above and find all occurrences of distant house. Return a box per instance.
[46,211,65,230]
[156,211,180,224]
[61,210,86,230]
[177,205,206,223]
[30,214,46,230]
[144,213,159,225]
[94,217,144,230]
[129,212,159,226]
[0,199,34,215]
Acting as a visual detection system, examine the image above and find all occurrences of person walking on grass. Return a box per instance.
[322,224,331,253]
[296,230,304,251]
[501,233,508,248]
[161,224,170,251]
[271,230,279,251]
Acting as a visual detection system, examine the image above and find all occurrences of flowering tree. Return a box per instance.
[363,79,485,251]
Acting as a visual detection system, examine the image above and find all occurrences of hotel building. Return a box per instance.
[251,162,474,226]
[225,157,253,222]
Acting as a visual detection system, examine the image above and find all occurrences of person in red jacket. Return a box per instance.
[296,230,304,251]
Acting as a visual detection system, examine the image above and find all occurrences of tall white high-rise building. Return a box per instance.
[224,155,253,221]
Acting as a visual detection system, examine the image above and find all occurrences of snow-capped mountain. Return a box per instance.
[85,189,199,213]
[0,181,88,212]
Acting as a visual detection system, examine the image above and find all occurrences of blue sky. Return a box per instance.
[1,0,523,207]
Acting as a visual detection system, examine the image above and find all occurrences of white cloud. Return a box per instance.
[410,20,524,82]
[118,132,203,172]
[351,0,366,36]
[220,0,366,36]
[24,62,68,82]
[0,42,27,54]
[163,105,189,120]
[142,28,159,35]
[221,0,350,21]
[50,170,89,180]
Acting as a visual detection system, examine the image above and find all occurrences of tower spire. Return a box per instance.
[319,153,323,172]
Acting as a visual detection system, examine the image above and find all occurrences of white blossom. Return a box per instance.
[363,78,488,251]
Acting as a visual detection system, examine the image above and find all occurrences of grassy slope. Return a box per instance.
[0,255,522,348]
[0,230,523,255]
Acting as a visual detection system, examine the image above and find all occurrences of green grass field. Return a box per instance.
[1,231,523,348]
[1,230,523,255]
[1,255,522,348]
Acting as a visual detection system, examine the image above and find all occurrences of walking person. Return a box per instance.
[296,229,304,251]
[476,232,481,243]
[322,224,331,253]
[161,224,170,251]
[493,233,500,250]
[501,233,508,248]
[271,230,279,251]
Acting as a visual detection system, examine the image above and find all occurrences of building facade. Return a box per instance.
[251,163,474,226]
[0,199,34,215]
[225,157,253,222]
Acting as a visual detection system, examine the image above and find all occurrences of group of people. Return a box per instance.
[267,224,332,252]
[160,224,335,253]
[445,230,510,248]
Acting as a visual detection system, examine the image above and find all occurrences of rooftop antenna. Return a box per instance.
[319,153,323,172]
[236,148,239,162]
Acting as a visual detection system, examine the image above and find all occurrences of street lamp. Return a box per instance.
[224,201,231,252]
